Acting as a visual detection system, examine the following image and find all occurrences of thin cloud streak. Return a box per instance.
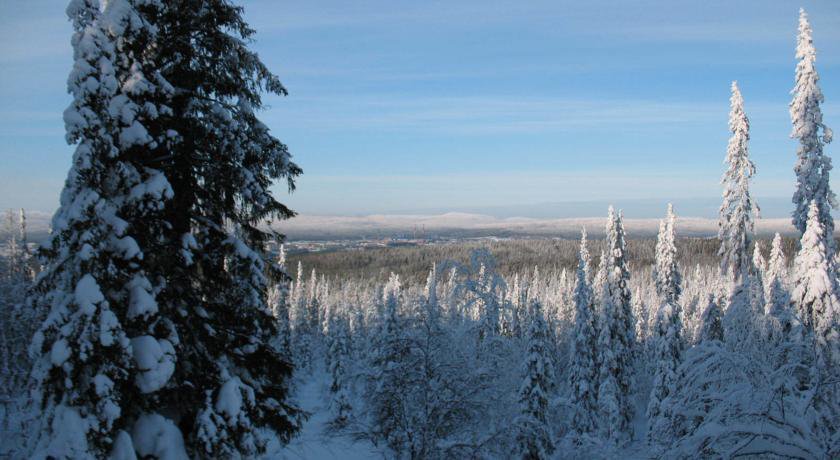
[262,95,828,134]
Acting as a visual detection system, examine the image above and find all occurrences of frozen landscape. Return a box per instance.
[1,0,839,459]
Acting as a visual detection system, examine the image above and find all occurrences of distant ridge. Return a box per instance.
[273,213,805,241]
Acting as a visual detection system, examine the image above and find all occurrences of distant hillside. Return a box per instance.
[273,213,803,241]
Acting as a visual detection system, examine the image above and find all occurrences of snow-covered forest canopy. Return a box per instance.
[0,2,838,459]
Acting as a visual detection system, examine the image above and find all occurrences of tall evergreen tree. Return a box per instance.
[790,201,840,368]
[647,205,685,445]
[723,273,760,354]
[719,81,759,280]
[596,206,635,443]
[328,311,353,428]
[698,294,724,344]
[753,242,767,281]
[31,1,302,456]
[152,1,302,454]
[653,204,682,304]
[791,9,835,246]
[29,1,177,457]
[767,233,789,288]
[765,233,792,329]
[268,245,292,355]
[514,299,555,459]
[568,228,598,438]
[367,273,411,453]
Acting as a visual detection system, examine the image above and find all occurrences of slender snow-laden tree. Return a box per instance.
[646,302,684,445]
[767,233,789,288]
[597,206,636,443]
[765,234,793,338]
[653,204,682,304]
[647,205,685,446]
[719,81,759,281]
[790,201,840,368]
[698,294,724,344]
[507,273,525,338]
[148,1,303,454]
[753,242,767,281]
[723,271,762,355]
[791,9,835,246]
[29,1,178,457]
[268,245,292,355]
[568,228,599,438]
[514,299,555,459]
[592,250,607,317]
[328,311,353,428]
[367,273,412,453]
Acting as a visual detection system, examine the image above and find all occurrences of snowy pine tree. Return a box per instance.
[718,81,759,280]
[150,1,302,454]
[699,294,724,343]
[29,1,177,456]
[723,271,762,354]
[268,245,292,355]
[647,205,685,446]
[790,201,840,368]
[767,233,789,289]
[367,273,412,453]
[653,204,682,305]
[31,1,303,456]
[765,234,793,337]
[328,311,353,428]
[568,228,599,438]
[791,9,835,248]
[753,241,767,281]
[514,299,555,459]
[596,206,636,443]
[646,301,684,445]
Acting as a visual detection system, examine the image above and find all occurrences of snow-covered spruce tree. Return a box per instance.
[267,245,292,356]
[592,250,607,312]
[790,200,840,368]
[698,294,724,343]
[596,206,636,444]
[647,205,685,447]
[290,261,305,332]
[469,250,505,361]
[327,311,353,429]
[507,273,525,338]
[646,301,684,446]
[367,273,411,453]
[568,228,599,439]
[753,241,767,281]
[2,208,36,395]
[791,9,835,248]
[28,1,179,457]
[289,261,312,369]
[514,299,555,459]
[718,81,759,280]
[767,233,789,291]
[723,270,761,355]
[764,233,793,340]
[653,204,682,305]
[33,0,303,455]
[306,268,321,336]
[1,210,38,455]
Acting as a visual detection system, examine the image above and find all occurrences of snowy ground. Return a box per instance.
[282,365,385,460]
[280,362,657,460]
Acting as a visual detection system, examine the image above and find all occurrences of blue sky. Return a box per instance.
[1,0,839,217]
